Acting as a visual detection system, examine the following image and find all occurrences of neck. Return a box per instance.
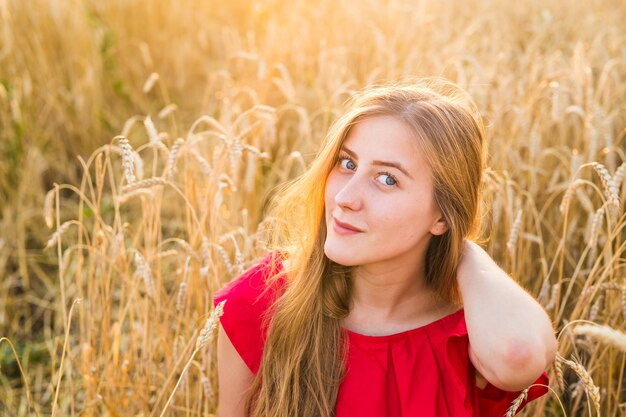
[349,255,439,320]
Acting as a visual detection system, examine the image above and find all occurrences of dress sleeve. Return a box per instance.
[212,252,285,374]
[476,371,550,416]
[434,310,550,416]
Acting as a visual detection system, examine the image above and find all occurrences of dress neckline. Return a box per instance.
[341,308,464,342]
[271,254,465,342]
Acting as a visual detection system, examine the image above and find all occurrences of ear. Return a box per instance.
[430,216,448,236]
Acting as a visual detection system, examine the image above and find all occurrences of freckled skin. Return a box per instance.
[324,115,446,270]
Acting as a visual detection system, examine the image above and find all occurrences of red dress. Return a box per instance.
[213,253,550,416]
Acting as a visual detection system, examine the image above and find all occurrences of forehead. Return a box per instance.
[342,115,426,166]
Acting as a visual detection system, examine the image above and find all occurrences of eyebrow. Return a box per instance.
[340,146,414,180]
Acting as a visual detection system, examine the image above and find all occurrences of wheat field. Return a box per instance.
[0,0,625,416]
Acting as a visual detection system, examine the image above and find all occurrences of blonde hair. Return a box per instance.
[247,78,485,417]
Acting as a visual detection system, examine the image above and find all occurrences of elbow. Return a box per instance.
[496,336,556,392]
[545,331,558,364]
[509,331,557,367]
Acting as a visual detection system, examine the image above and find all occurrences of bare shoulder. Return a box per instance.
[216,326,254,417]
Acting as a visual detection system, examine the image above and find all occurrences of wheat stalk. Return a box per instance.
[560,179,585,213]
[143,72,159,93]
[214,182,226,210]
[165,138,185,180]
[554,356,565,391]
[121,177,168,193]
[538,278,551,306]
[588,294,604,321]
[233,104,277,127]
[550,81,561,121]
[116,188,153,204]
[200,236,211,278]
[117,136,137,184]
[286,150,307,175]
[111,231,125,261]
[155,249,178,259]
[557,355,601,414]
[167,238,194,258]
[228,235,245,274]
[229,138,243,181]
[176,282,187,312]
[0,337,41,417]
[235,120,264,142]
[582,281,623,296]
[218,173,237,191]
[176,257,191,312]
[213,242,234,275]
[51,299,81,417]
[507,209,523,253]
[201,375,216,404]
[574,324,626,352]
[43,188,55,228]
[144,116,161,145]
[133,250,155,300]
[588,207,604,247]
[545,283,560,311]
[244,151,259,192]
[158,300,226,417]
[622,279,626,321]
[590,162,619,207]
[44,221,74,249]
[611,162,625,192]
[196,300,226,350]
[191,149,215,179]
[570,380,585,399]
[242,143,269,158]
[505,387,529,417]
[158,103,178,119]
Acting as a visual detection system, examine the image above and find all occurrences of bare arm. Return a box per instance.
[216,326,255,417]
[458,241,557,392]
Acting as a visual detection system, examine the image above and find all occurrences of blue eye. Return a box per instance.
[338,154,356,171]
[377,172,398,187]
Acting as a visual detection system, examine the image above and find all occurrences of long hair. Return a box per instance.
[246,78,485,417]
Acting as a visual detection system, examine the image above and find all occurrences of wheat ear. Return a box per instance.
[557,354,601,413]
[157,300,226,417]
[574,324,626,352]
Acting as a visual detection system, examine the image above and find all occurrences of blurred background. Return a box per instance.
[0,0,625,415]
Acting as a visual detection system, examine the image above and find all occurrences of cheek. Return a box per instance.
[324,172,340,206]
[376,197,429,232]
[324,181,332,208]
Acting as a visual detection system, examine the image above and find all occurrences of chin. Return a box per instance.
[323,240,359,266]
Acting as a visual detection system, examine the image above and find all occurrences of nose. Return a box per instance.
[334,175,363,211]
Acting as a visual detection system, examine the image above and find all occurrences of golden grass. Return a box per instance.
[0,0,625,416]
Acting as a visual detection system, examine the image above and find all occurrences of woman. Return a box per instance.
[214,79,557,417]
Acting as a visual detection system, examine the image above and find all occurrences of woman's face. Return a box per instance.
[323,115,447,268]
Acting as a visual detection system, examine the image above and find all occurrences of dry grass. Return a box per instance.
[0,0,625,416]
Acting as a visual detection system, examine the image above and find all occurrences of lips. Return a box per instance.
[333,217,363,232]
